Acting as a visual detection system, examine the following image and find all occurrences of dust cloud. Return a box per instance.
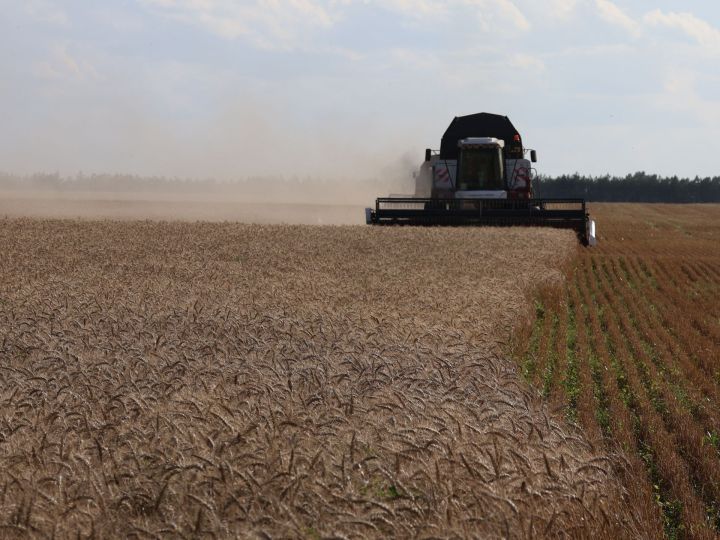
[0,159,417,224]
[0,188,365,225]
[1,90,422,224]
[0,152,419,226]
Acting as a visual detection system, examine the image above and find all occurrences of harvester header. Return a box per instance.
[366,112,597,246]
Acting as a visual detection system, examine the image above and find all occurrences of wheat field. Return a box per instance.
[0,219,636,538]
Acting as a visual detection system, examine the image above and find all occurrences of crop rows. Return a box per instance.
[0,219,633,538]
[518,204,720,539]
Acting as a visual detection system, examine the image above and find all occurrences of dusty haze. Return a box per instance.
[0,190,369,225]
[0,168,418,224]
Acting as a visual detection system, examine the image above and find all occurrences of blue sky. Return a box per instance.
[2,1,720,180]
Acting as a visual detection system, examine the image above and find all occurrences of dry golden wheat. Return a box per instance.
[0,219,636,538]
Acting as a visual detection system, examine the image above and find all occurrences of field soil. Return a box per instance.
[0,216,635,538]
[517,204,720,539]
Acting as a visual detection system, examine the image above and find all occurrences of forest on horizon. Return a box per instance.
[533,172,720,202]
[2,171,720,203]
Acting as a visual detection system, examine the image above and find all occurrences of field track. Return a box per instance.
[0,219,635,538]
[517,204,720,539]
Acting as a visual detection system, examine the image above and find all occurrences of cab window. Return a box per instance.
[457,147,504,190]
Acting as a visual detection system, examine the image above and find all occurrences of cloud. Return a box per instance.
[140,0,338,49]
[492,0,530,31]
[23,0,69,26]
[644,10,720,55]
[383,0,530,30]
[142,0,530,50]
[594,0,639,35]
[654,68,720,125]
[34,43,98,81]
[381,0,448,18]
[548,0,577,20]
[509,52,544,71]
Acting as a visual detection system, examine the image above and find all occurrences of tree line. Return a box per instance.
[2,170,720,203]
[533,172,720,202]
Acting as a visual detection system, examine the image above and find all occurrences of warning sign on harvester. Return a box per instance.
[433,162,456,189]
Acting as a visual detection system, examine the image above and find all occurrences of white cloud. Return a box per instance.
[140,0,338,49]
[548,0,577,20]
[595,0,639,35]
[24,0,69,26]
[654,68,720,125]
[492,0,530,31]
[381,0,448,18]
[34,43,98,81]
[509,52,544,71]
[383,0,530,30]
[644,10,720,55]
[142,0,531,50]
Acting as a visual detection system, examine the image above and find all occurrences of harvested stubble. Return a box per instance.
[516,204,720,539]
[0,219,633,538]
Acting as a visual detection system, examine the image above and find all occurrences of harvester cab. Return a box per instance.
[367,112,597,246]
[428,137,532,199]
[456,138,506,193]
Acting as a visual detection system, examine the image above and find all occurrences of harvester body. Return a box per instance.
[416,137,533,200]
[367,113,597,246]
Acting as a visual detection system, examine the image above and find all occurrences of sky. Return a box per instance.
[2,0,720,181]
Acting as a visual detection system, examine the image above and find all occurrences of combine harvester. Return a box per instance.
[366,113,597,245]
